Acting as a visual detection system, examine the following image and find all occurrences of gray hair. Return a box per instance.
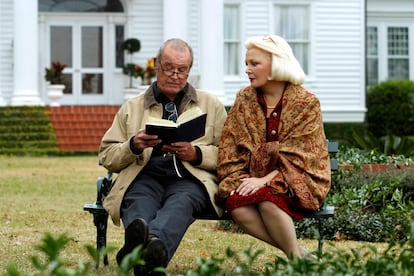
[156,38,194,68]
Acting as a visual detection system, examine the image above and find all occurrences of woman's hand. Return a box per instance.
[235,177,266,196]
[233,170,278,196]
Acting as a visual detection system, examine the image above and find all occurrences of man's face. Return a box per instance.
[155,45,191,99]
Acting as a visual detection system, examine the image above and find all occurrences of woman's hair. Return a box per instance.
[245,35,305,85]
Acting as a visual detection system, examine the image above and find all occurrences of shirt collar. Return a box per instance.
[144,81,199,112]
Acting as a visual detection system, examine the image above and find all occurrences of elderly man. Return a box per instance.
[99,38,227,275]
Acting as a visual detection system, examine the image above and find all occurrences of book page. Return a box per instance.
[147,116,177,126]
[176,106,204,124]
[147,106,204,126]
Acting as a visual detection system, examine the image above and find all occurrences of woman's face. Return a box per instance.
[245,47,272,88]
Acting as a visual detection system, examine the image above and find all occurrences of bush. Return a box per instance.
[366,80,414,137]
[323,122,366,145]
[335,144,414,165]
[296,145,414,243]
[345,131,414,158]
[0,106,58,156]
[328,168,414,242]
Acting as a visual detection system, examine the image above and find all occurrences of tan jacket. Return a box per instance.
[99,84,227,226]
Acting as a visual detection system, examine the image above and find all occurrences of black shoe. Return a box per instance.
[116,218,149,266]
[142,237,168,275]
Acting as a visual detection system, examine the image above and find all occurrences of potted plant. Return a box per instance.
[141,57,156,85]
[122,38,141,88]
[44,62,66,107]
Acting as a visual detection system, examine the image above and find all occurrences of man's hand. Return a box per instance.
[163,142,197,162]
[132,129,161,152]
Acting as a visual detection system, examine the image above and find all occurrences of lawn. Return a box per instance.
[0,156,390,275]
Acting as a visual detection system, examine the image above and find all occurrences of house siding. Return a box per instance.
[0,0,14,103]
[188,0,201,75]
[128,0,163,68]
[312,0,366,121]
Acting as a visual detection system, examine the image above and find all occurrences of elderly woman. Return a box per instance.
[216,35,331,258]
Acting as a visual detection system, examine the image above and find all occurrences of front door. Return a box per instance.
[41,14,125,105]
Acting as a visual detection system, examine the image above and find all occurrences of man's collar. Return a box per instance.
[154,83,187,104]
[144,82,199,109]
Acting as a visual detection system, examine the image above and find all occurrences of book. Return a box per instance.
[145,106,207,145]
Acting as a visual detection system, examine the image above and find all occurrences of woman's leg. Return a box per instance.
[258,201,302,258]
[230,205,279,247]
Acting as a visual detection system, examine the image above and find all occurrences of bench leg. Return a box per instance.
[316,217,324,258]
[92,212,109,268]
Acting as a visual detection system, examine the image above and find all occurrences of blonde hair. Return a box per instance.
[245,35,305,85]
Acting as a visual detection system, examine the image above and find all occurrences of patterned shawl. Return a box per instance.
[217,84,331,211]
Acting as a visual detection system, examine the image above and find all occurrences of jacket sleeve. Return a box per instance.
[196,97,228,171]
[98,105,139,173]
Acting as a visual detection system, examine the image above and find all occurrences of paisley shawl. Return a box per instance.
[217,84,331,211]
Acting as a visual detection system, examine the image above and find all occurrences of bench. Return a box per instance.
[84,140,338,268]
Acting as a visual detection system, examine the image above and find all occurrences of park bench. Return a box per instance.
[84,140,338,268]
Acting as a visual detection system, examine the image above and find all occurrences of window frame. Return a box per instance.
[223,2,242,77]
[272,2,311,76]
[367,22,413,86]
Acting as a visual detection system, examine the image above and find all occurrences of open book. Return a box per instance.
[145,106,207,145]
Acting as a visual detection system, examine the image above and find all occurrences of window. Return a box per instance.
[274,4,310,74]
[115,25,125,68]
[387,27,409,80]
[366,24,411,86]
[367,26,378,86]
[39,0,124,12]
[224,4,241,75]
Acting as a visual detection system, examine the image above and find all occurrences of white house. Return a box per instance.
[0,0,413,123]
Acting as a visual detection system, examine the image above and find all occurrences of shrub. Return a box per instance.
[328,168,414,242]
[336,144,414,165]
[345,130,414,158]
[323,122,366,145]
[366,80,414,137]
[0,106,58,156]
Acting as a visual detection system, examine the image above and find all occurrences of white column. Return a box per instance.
[11,1,43,106]
[163,0,188,40]
[0,0,5,105]
[0,74,6,106]
[199,0,224,101]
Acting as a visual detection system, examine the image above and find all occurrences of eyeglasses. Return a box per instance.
[165,102,178,122]
[159,62,189,79]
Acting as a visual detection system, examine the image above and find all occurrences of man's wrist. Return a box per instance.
[129,136,142,155]
[190,146,202,165]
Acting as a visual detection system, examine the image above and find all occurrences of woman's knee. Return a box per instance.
[258,201,281,215]
[230,206,257,223]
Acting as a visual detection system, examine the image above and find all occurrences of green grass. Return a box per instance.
[0,156,390,275]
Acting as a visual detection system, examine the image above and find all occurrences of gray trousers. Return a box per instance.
[120,156,210,262]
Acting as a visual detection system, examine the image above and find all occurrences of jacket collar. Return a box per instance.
[144,82,199,112]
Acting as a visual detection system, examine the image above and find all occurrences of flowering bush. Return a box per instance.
[123,57,156,87]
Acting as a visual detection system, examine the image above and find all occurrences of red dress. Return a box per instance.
[225,92,305,220]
